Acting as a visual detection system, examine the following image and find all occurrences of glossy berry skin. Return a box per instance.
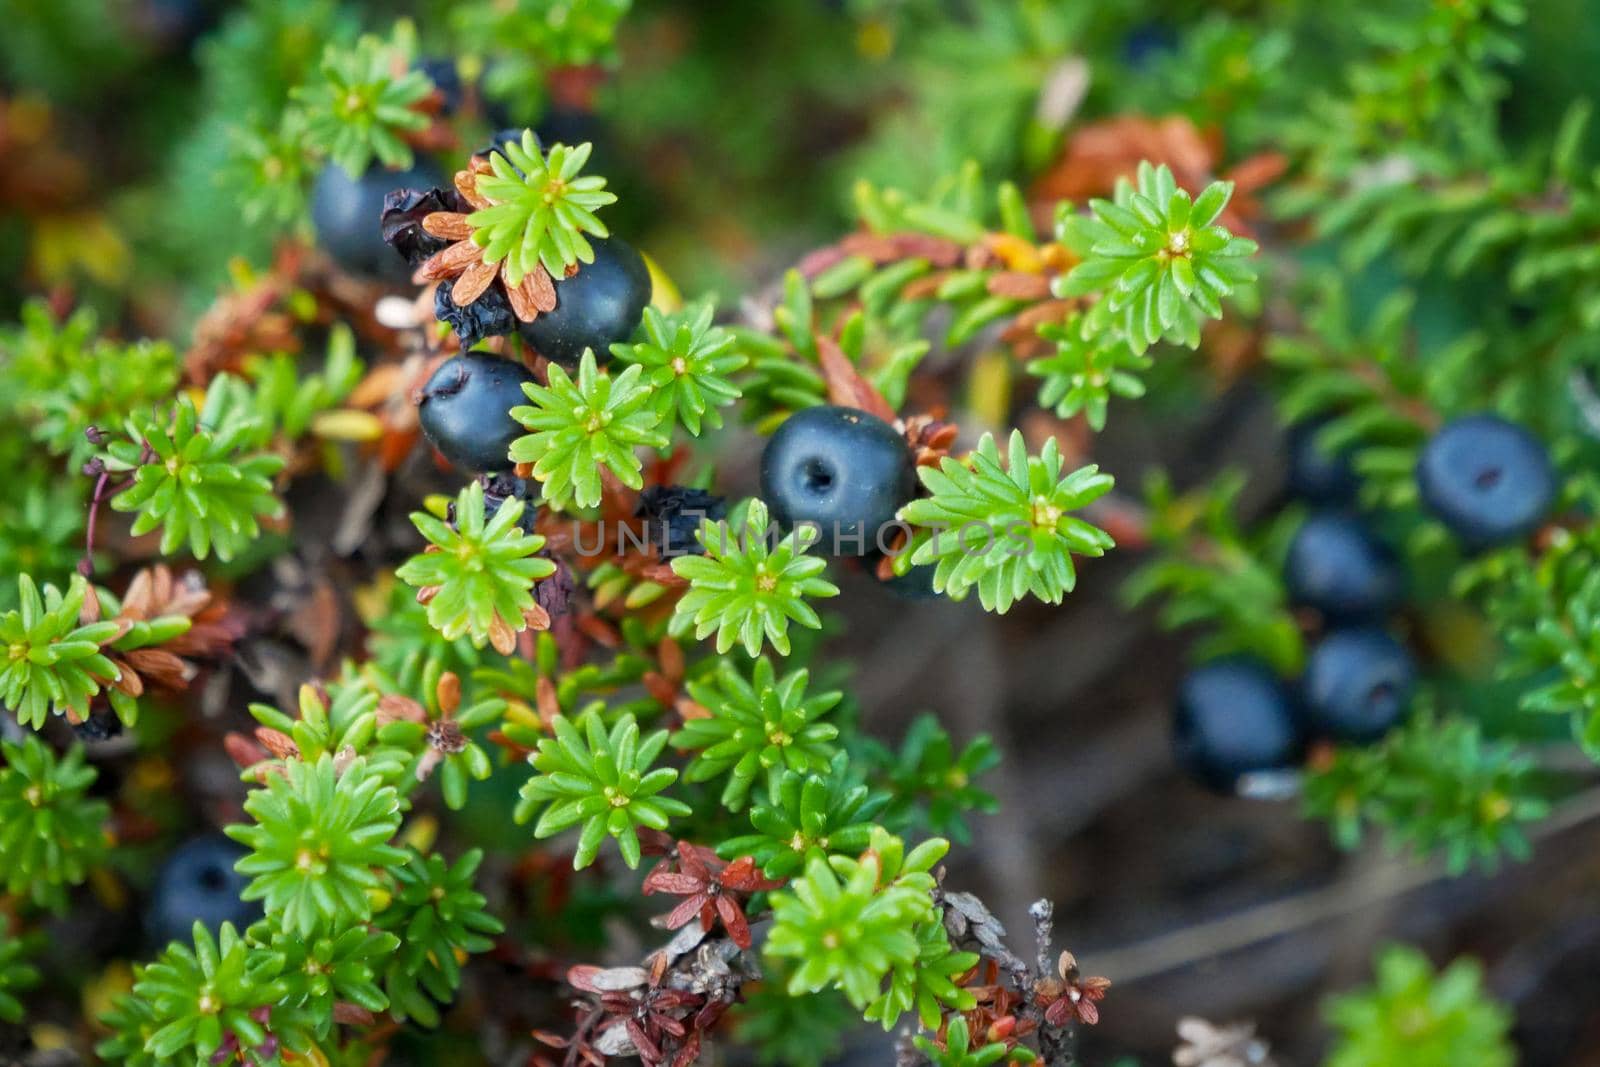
[1286,420,1358,505]
[312,159,442,280]
[1302,628,1416,745]
[146,835,260,948]
[1416,414,1557,550]
[1284,512,1403,621]
[759,405,915,556]
[516,236,651,365]
[1173,659,1304,794]
[417,354,535,474]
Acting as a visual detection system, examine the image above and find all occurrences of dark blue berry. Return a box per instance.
[1301,628,1416,745]
[313,160,443,280]
[760,405,915,557]
[1286,419,1358,505]
[636,485,726,556]
[1123,22,1177,68]
[146,835,259,948]
[516,236,651,365]
[416,354,535,474]
[71,711,123,742]
[1173,659,1304,794]
[1284,512,1403,621]
[1416,414,1557,550]
[417,57,465,116]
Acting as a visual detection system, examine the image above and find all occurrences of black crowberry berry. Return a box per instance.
[636,485,727,556]
[71,710,124,742]
[1284,512,1403,621]
[416,353,535,474]
[1286,419,1358,505]
[145,835,260,948]
[1301,627,1416,745]
[313,159,443,280]
[417,57,465,117]
[1172,658,1304,794]
[1416,414,1557,550]
[516,235,651,365]
[759,405,915,556]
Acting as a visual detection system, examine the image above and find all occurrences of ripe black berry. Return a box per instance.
[759,405,915,556]
[1286,419,1358,505]
[71,710,124,742]
[1301,628,1416,745]
[516,235,651,365]
[417,354,536,474]
[1173,659,1304,794]
[145,835,260,948]
[636,485,727,556]
[312,159,443,280]
[417,57,465,117]
[1284,512,1403,621]
[1416,414,1557,550]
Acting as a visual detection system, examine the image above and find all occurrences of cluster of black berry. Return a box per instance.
[1175,413,1558,794]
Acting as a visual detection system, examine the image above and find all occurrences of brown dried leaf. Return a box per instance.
[421,212,472,240]
[452,258,500,306]
[815,336,896,423]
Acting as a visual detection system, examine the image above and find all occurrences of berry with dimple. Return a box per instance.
[1286,419,1358,505]
[759,405,915,556]
[1301,628,1416,745]
[1173,659,1304,794]
[1284,512,1403,621]
[635,485,726,556]
[417,354,536,474]
[145,835,260,948]
[312,159,443,280]
[1416,413,1557,549]
[516,235,651,365]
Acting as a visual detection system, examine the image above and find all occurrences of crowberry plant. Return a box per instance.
[4,1,1598,1064]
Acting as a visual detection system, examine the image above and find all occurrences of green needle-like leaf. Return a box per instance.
[899,431,1115,613]
[670,498,840,657]
[611,302,747,436]
[514,707,690,869]
[1060,162,1259,353]
[675,656,841,810]
[509,351,668,511]
[104,388,286,563]
[0,736,109,911]
[292,29,433,175]
[469,133,618,284]
[396,482,556,651]
[0,574,121,730]
[227,754,409,937]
